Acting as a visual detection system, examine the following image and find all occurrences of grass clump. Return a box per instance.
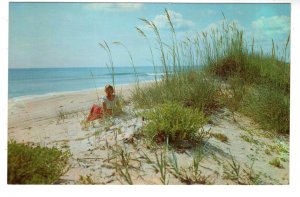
[241,85,289,134]
[132,70,220,115]
[240,134,259,145]
[8,140,71,184]
[168,148,213,184]
[142,101,208,145]
[212,133,229,143]
[79,174,95,184]
[269,157,284,169]
[223,153,263,185]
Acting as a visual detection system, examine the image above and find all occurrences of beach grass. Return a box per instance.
[129,10,290,135]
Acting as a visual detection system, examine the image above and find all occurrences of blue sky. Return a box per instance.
[9,3,290,68]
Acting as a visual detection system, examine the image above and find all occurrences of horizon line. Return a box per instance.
[8,65,156,69]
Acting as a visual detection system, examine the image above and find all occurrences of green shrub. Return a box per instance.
[142,101,208,144]
[8,141,71,184]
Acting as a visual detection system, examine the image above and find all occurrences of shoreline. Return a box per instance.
[8,80,156,103]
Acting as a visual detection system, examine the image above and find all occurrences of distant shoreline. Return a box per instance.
[8,66,164,99]
[8,80,156,102]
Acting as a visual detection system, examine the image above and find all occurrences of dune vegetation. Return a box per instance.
[131,10,290,136]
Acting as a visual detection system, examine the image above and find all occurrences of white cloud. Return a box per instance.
[252,15,290,37]
[84,3,142,12]
[149,10,195,31]
[201,19,244,33]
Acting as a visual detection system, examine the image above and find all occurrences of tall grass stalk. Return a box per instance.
[113,41,140,85]
[90,71,100,101]
[99,41,115,88]
[135,27,159,83]
[139,18,169,80]
[154,140,169,185]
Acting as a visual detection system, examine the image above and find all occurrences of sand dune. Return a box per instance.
[8,83,289,185]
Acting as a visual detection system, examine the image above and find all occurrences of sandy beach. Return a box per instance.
[8,83,134,141]
[8,82,289,185]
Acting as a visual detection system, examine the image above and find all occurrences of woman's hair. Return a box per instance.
[105,84,114,91]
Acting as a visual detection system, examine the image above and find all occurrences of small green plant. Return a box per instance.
[269,158,284,168]
[168,147,212,184]
[61,140,70,149]
[243,160,263,185]
[269,139,289,162]
[8,140,71,184]
[240,134,259,145]
[179,168,212,185]
[223,153,264,184]
[117,165,133,185]
[153,142,169,185]
[223,154,242,184]
[183,148,210,184]
[80,119,90,130]
[94,130,101,136]
[114,146,134,185]
[264,149,272,155]
[57,109,68,123]
[79,174,95,184]
[142,101,207,144]
[109,138,140,185]
[168,150,180,177]
[113,143,144,185]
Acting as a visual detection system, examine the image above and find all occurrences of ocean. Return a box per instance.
[8,66,163,99]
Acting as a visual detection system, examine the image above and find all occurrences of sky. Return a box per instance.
[9,3,291,68]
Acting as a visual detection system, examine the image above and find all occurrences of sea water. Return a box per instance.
[8,66,164,99]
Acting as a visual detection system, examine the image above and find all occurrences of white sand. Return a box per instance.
[8,82,289,185]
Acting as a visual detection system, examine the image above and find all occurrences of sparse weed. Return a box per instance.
[223,154,242,184]
[80,119,90,130]
[79,174,95,184]
[223,153,264,184]
[264,149,272,155]
[57,109,68,123]
[212,133,229,143]
[168,147,213,184]
[240,134,259,145]
[242,161,263,185]
[168,150,180,177]
[153,142,169,185]
[269,157,284,168]
[113,145,134,185]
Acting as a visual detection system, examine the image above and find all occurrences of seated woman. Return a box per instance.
[86,84,121,121]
